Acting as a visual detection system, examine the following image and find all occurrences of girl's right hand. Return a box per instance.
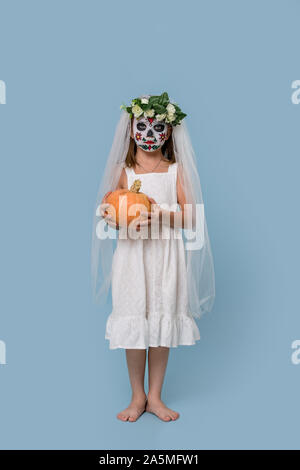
[97,191,120,230]
[103,211,120,230]
[96,191,112,217]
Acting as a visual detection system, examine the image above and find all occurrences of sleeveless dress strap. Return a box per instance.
[168,162,178,177]
[168,162,177,174]
[124,166,134,177]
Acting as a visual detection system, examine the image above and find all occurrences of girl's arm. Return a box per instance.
[102,168,126,203]
[158,171,188,229]
[139,165,193,230]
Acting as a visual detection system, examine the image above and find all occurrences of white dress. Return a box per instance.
[105,162,201,349]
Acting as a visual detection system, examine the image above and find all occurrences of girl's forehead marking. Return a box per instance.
[136,117,165,126]
[136,116,153,125]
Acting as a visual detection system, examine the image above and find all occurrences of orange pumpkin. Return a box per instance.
[104,179,151,226]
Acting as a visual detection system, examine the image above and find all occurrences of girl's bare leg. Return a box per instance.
[117,349,148,422]
[146,346,180,421]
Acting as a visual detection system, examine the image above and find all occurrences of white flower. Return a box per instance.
[155,113,166,121]
[132,104,143,117]
[144,108,155,118]
[141,98,149,104]
[166,103,175,114]
[166,112,176,123]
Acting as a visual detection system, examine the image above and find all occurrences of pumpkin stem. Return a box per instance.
[130,179,142,193]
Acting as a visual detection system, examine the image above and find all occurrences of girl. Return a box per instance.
[91,92,215,422]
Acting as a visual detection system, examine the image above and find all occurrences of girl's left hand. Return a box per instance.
[137,197,161,231]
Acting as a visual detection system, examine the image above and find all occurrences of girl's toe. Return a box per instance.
[118,413,128,421]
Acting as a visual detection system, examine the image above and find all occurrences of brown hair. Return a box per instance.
[125,120,176,169]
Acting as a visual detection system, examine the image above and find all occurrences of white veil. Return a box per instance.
[91,106,215,319]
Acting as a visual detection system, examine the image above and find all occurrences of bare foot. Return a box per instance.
[146,396,180,422]
[117,395,147,422]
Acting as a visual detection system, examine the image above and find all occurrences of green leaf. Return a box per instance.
[157,91,168,106]
[153,104,166,114]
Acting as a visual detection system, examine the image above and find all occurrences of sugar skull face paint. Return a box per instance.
[133,116,168,152]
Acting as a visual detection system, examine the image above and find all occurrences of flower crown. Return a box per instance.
[120,91,187,126]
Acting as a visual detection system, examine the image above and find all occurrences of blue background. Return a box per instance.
[0,0,299,450]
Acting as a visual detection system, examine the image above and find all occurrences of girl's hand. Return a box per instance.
[137,197,161,231]
[96,191,120,230]
[147,197,157,206]
[96,191,111,218]
[104,214,120,230]
[96,191,112,217]
[98,204,120,230]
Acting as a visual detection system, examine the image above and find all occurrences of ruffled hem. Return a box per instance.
[105,312,201,350]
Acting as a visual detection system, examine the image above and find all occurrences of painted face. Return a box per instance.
[133,116,168,152]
